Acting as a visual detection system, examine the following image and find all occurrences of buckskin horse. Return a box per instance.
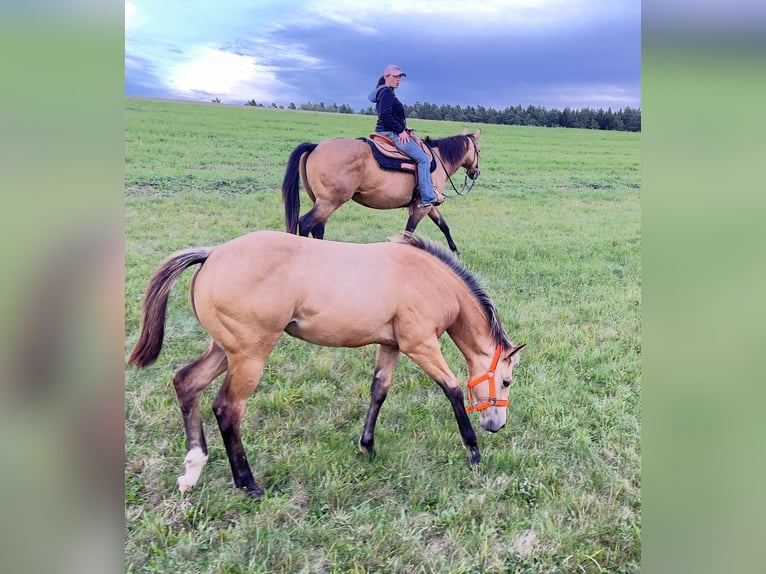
[282,129,481,255]
[127,230,524,499]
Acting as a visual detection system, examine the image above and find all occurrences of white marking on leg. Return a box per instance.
[176,447,208,493]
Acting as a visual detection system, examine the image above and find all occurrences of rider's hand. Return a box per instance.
[398,131,410,144]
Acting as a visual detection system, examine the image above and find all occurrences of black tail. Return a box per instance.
[127,248,211,368]
[282,142,318,234]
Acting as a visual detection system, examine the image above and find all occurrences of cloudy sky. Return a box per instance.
[125,0,641,112]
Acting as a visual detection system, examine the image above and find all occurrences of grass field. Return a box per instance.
[125,97,640,573]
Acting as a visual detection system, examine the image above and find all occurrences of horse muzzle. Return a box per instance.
[469,168,480,181]
[479,410,506,433]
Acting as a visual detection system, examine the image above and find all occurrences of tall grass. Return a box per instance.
[125,97,640,573]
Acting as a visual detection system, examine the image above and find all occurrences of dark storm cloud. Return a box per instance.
[125,1,640,111]
[259,11,640,111]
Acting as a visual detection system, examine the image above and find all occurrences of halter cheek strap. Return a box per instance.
[465,345,508,413]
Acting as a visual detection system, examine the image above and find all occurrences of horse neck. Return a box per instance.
[432,144,463,177]
[437,150,460,177]
[447,297,502,379]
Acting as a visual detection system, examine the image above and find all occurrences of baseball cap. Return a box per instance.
[383,64,406,77]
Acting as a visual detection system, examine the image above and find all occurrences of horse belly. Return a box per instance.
[355,172,415,209]
[284,310,396,348]
[311,139,413,209]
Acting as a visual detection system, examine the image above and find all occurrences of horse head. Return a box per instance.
[464,128,481,181]
[467,342,526,432]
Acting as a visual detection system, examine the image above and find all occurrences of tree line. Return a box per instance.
[242,99,640,132]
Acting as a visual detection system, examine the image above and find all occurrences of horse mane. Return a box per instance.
[393,233,512,350]
[424,135,472,166]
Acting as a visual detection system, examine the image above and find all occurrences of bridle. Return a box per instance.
[433,135,481,198]
[465,345,508,413]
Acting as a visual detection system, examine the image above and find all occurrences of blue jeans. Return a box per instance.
[379,131,437,204]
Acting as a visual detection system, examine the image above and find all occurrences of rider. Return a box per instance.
[368,64,444,208]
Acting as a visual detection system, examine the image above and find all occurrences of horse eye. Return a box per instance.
[502,379,511,388]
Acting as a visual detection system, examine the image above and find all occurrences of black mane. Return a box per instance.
[424,134,471,166]
[394,233,511,350]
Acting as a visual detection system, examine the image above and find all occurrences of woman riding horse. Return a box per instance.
[368,64,445,208]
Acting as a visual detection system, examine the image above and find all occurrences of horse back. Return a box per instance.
[190,231,461,351]
[310,137,371,169]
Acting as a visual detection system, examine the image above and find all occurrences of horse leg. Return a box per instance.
[171,340,228,493]
[211,339,278,499]
[297,207,317,237]
[403,341,481,465]
[310,222,326,240]
[359,344,400,457]
[437,380,481,464]
[298,201,338,240]
[427,207,460,255]
[404,201,430,234]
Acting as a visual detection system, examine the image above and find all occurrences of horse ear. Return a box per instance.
[462,127,468,135]
[505,343,527,359]
[473,129,481,140]
[506,342,526,364]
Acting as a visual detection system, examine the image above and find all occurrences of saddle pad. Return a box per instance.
[358,137,436,174]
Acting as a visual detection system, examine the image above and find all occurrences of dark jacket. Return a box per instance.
[368,85,407,134]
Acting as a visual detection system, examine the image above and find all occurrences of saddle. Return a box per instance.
[358,133,437,174]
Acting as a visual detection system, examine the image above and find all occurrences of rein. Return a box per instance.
[465,345,507,413]
[430,136,480,198]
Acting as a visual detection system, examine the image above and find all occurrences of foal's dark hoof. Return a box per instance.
[242,485,265,500]
[358,442,376,458]
[468,446,481,465]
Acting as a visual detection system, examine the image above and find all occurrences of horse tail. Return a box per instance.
[128,248,212,368]
[282,142,318,234]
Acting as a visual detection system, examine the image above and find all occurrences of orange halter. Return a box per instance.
[465,345,508,413]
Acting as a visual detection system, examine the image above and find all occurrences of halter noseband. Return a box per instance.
[465,345,508,413]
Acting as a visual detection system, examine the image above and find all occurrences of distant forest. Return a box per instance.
[243,99,641,132]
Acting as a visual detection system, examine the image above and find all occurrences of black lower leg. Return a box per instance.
[428,211,459,254]
[180,401,207,455]
[440,384,480,464]
[405,211,425,234]
[299,207,327,239]
[359,368,390,456]
[214,408,264,498]
[311,222,325,239]
[297,214,312,237]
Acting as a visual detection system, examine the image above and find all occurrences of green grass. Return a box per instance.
[125,97,640,573]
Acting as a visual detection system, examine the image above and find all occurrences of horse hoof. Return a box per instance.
[468,446,481,465]
[358,442,376,458]
[177,447,208,493]
[243,486,264,500]
[177,476,196,493]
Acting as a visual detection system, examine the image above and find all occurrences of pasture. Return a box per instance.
[125,97,640,573]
